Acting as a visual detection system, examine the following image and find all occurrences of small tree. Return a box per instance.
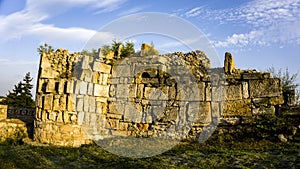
[37,43,54,54]
[267,67,299,92]
[267,67,299,105]
[121,41,135,58]
[1,72,35,108]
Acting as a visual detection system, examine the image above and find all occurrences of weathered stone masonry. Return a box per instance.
[34,45,284,147]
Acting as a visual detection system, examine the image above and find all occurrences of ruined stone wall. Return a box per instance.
[0,105,29,143]
[0,119,28,143]
[34,46,284,146]
[7,107,35,123]
[6,106,35,138]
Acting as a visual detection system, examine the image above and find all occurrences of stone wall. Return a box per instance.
[0,119,28,143]
[0,105,28,143]
[7,106,35,138]
[34,45,284,146]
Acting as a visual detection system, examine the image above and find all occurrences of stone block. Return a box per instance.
[59,95,67,110]
[78,112,85,125]
[224,52,235,74]
[226,84,242,101]
[76,97,83,112]
[81,56,90,69]
[93,72,100,84]
[212,86,225,102]
[67,94,76,112]
[79,81,88,95]
[222,99,252,117]
[115,84,130,99]
[89,97,96,113]
[87,83,94,96]
[113,65,131,77]
[101,74,109,85]
[53,96,60,111]
[58,80,65,94]
[249,79,282,98]
[205,84,211,101]
[66,80,74,94]
[195,102,211,124]
[253,96,284,107]
[57,111,64,123]
[74,80,81,94]
[43,95,53,110]
[242,82,249,99]
[198,82,205,101]
[36,94,42,107]
[83,95,89,112]
[242,73,263,80]
[46,79,55,93]
[63,111,70,123]
[80,69,93,83]
[211,102,220,117]
[94,84,109,97]
[128,84,137,98]
[40,68,59,79]
[124,104,142,123]
[93,62,111,74]
[108,101,123,115]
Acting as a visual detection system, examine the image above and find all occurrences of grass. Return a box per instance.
[0,138,299,169]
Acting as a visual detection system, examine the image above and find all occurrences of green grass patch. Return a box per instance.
[0,139,299,169]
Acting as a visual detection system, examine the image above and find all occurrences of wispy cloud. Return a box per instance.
[185,6,205,18]
[0,59,38,66]
[118,6,145,16]
[0,0,123,44]
[183,0,300,48]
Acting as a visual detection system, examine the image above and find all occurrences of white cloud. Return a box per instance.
[214,31,266,47]
[0,0,123,44]
[25,0,125,16]
[184,0,300,47]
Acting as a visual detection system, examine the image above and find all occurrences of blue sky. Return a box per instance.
[0,0,299,96]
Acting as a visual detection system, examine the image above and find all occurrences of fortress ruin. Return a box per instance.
[0,44,289,146]
[29,44,284,146]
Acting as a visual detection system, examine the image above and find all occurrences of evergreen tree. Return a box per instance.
[1,72,35,108]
